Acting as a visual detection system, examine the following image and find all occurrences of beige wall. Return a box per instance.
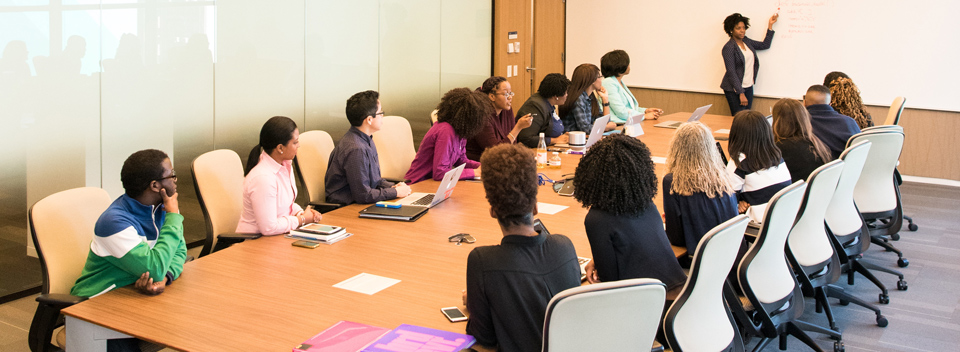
[632,87,960,181]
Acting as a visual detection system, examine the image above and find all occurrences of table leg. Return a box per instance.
[65,316,132,352]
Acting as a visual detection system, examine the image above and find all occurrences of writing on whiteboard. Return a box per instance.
[780,1,830,39]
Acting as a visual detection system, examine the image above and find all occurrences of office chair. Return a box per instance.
[848,127,909,268]
[542,278,666,352]
[28,187,111,352]
[192,149,261,257]
[736,182,844,352]
[293,130,342,213]
[372,115,417,182]
[663,215,750,352]
[882,96,906,126]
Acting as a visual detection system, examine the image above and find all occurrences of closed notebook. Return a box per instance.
[358,205,428,222]
[294,320,390,352]
[363,324,475,352]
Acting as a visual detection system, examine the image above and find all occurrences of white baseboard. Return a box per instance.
[901,175,960,188]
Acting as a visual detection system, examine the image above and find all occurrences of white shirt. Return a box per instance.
[740,44,755,88]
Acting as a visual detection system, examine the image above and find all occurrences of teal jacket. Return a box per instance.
[601,76,647,123]
[71,195,187,298]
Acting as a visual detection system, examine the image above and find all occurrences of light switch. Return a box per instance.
[514,42,520,53]
[507,65,513,78]
[507,43,515,53]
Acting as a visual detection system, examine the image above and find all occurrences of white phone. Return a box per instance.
[441,307,468,322]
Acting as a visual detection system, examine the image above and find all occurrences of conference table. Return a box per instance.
[62,113,733,351]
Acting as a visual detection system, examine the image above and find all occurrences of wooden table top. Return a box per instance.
[61,112,733,351]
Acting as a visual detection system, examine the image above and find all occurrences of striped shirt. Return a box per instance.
[727,156,792,223]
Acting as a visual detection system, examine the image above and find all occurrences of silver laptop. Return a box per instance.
[584,114,612,150]
[396,164,466,208]
[654,104,712,129]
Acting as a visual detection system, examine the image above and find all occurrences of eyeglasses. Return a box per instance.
[448,233,476,245]
[375,111,385,117]
[157,173,177,182]
[497,92,515,97]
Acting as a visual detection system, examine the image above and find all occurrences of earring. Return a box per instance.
[280,150,283,155]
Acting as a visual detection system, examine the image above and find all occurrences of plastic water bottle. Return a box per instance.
[536,133,548,169]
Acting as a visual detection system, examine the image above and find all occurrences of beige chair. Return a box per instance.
[294,130,341,212]
[372,115,417,181]
[192,149,260,257]
[28,187,112,352]
[883,96,906,126]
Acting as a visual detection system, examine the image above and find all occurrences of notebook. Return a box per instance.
[293,320,389,352]
[582,114,612,151]
[358,205,429,222]
[363,324,475,352]
[654,104,712,129]
[395,164,466,208]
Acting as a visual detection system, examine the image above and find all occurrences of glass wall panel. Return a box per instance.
[214,0,305,167]
[304,0,379,141]
[440,1,492,93]
[379,0,441,145]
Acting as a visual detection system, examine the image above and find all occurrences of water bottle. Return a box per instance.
[536,133,547,169]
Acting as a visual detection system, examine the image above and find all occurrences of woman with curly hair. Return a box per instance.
[663,122,739,257]
[772,98,831,182]
[726,110,792,223]
[720,12,778,114]
[405,87,491,183]
[825,73,874,129]
[574,134,686,296]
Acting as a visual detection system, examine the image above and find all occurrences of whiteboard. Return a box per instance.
[566,0,960,112]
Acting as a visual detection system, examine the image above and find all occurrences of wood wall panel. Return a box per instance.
[631,87,960,181]
[493,0,531,103]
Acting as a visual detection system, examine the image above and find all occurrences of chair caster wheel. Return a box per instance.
[891,233,900,241]
[834,341,845,352]
[897,280,908,291]
[898,258,909,267]
[908,223,918,231]
[879,294,890,304]
[877,315,888,327]
[838,299,849,306]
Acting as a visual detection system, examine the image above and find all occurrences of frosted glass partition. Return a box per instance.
[0,1,490,296]
[305,0,380,139]
[379,0,442,144]
[440,1,493,94]
[215,0,306,164]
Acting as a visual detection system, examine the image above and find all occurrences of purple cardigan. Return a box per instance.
[405,122,480,184]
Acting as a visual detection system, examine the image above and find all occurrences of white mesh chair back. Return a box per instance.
[542,278,666,352]
[825,141,871,236]
[665,215,749,352]
[297,130,335,204]
[883,96,906,126]
[742,182,807,304]
[29,187,112,294]
[789,161,844,267]
[849,128,904,213]
[372,115,416,181]
[192,149,245,255]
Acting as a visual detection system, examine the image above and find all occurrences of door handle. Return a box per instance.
[525,67,536,71]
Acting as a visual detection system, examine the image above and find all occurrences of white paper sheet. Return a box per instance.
[536,202,568,215]
[651,156,667,164]
[715,129,730,134]
[333,273,400,295]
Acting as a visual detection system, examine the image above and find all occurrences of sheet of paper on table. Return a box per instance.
[333,273,401,295]
[651,156,667,164]
[536,202,568,215]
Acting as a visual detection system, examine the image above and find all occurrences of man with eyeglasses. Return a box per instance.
[70,149,187,349]
[72,149,187,300]
[325,90,412,204]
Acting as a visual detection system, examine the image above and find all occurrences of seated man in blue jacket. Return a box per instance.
[72,149,187,350]
[804,84,861,159]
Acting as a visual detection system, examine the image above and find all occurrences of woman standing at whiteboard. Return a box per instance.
[720,12,778,115]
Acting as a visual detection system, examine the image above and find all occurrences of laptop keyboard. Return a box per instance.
[410,194,435,206]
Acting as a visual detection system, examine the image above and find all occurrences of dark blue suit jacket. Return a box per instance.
[807,104,862,159]
[720,29,774,94]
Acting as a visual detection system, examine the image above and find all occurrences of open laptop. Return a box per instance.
[654,104,712,129]
[583,114,612,150]
[395,164,466,208]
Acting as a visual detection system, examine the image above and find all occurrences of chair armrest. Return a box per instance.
[212,233,262,253]
[308,202,343,214]
[36,293,86,308]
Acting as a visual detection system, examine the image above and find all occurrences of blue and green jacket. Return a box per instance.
[71,194,187,298]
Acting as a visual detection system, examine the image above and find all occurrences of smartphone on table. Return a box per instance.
[441,307,468,322]
[292,240,321,249]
